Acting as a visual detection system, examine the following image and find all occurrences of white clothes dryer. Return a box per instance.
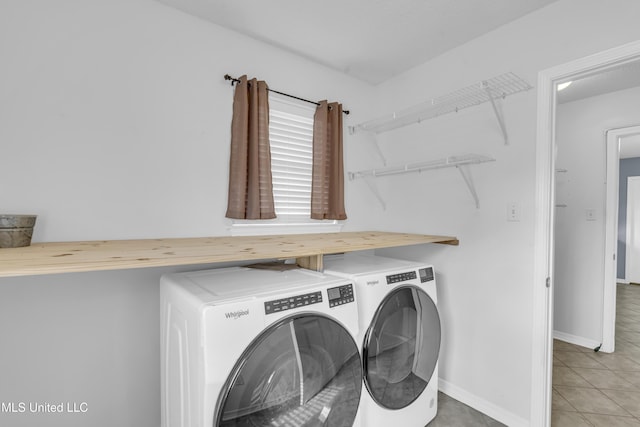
[324,254,441,427]
[160,266,363,427]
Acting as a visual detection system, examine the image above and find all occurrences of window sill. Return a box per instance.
[228,220,343,236]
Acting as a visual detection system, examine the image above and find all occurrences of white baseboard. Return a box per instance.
[439,378,529,427]
[553,330,601,350]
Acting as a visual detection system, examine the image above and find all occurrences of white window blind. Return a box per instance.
[229,93,342,236]
[269,102,314,221]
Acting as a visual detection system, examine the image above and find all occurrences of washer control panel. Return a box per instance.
[327,284,355,308]
[386,271,417,284]
[264,291,322,315]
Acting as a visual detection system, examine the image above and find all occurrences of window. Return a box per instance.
[269,97,313,220]
[229,94,343,236]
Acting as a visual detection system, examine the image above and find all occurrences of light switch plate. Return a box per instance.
[507,203,520,222]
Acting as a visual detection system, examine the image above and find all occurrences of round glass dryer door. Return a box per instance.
[363,286,441,410]
[215,314,362,427]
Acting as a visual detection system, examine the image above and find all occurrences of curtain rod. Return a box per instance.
[224,74,350,115]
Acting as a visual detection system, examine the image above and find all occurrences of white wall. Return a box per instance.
[356,0,640,425]
[0,0,374,242]
[554,86,640,347]
[0,1,373,426]
[3,0,640,426]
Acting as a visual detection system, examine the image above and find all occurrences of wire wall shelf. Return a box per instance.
[349,72,532,137]
[349,154,495,209]
[348,154,495,180]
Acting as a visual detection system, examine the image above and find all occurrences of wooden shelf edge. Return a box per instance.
[435,238,460,246]
[0,231,458,278]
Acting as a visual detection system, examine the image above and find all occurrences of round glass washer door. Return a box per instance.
[363,285,441,410]
[215,314,362,427]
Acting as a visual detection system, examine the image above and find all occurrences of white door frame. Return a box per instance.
[532,40,640,427]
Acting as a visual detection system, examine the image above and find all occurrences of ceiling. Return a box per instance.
[157,0,560,85]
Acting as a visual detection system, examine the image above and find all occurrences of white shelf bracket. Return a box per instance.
[457,164,481,208]
[484,84,509,145]
[349,125,386,165]
[362,176,386,210]
[372,135,387,166]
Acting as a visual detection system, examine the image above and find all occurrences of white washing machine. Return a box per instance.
[160,266,363,427]
[324,254,441,427]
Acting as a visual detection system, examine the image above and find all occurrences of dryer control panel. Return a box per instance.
[327,284,355,308]
[419,267,435,283]
[386,271,417,284]
[386,267,434,284]
[264,291,322,315]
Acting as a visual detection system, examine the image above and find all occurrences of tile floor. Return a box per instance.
[429,392,505,426]
[552,283,640,426]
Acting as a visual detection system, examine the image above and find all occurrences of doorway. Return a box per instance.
[627,176,640,284]
[532,40,640,427]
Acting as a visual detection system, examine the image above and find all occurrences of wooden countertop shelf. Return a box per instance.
[0,231,458,278]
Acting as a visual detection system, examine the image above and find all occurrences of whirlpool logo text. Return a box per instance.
[225,309,249,320]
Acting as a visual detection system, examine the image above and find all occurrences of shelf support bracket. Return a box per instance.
[372,135,387,166]
[457,165,480,208]
[350,128,387,165]
[296,255,323,272]
[363,176,386,210]
[484,84,509,145]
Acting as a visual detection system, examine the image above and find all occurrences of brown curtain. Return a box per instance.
[225,75,276,219]
[311,101,347,220]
